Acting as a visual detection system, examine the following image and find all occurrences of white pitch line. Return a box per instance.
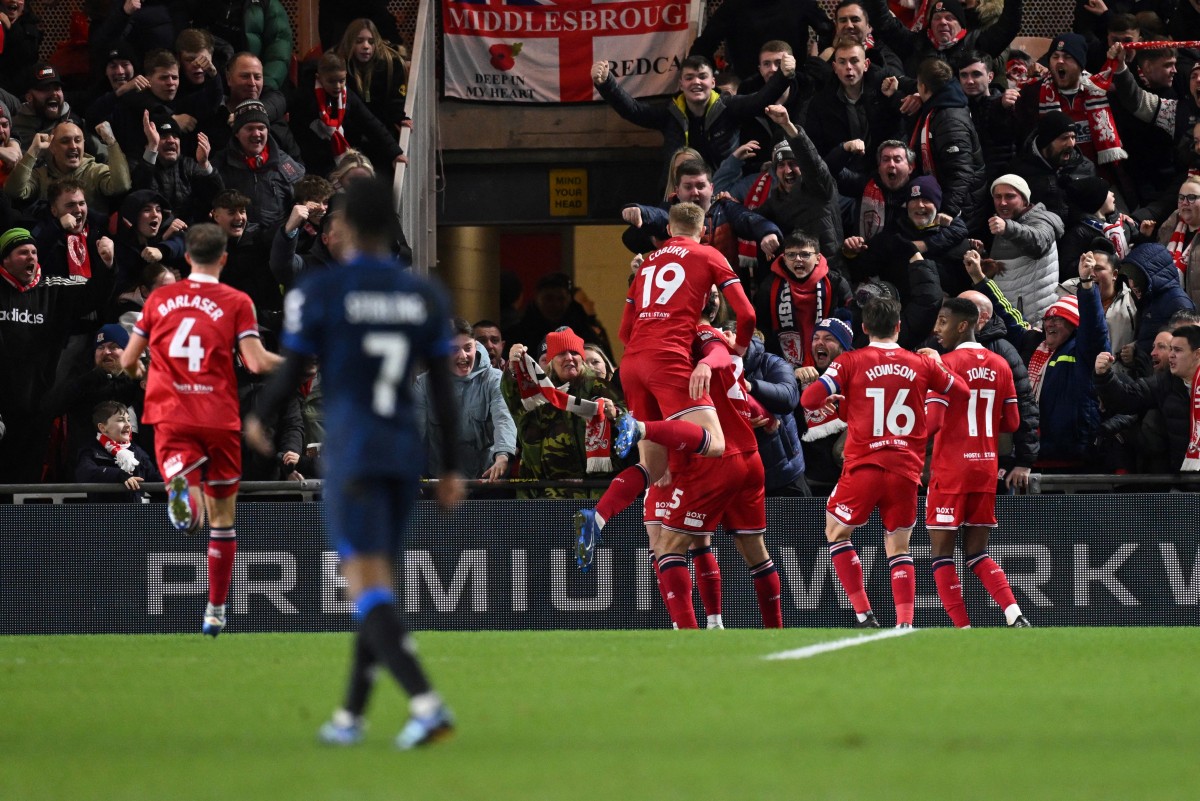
[763,627,917,661]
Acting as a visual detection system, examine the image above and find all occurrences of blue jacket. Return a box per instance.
[1119,243,1197,355]
[742,338,805,488]
[1038,284,1110,463]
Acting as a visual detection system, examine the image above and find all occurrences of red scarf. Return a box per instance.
[926,27,967,51]
[1184,362,1200,470]
[860,178,887,239]
[244,141,271,170]
[1166,217,1196,274]
[1027,342,1053,401]
[67,228,92,278]
[99,432,139,474]
[315,83,351,157]
[0,263,39,292]
[513,351,616,473]
[909,108,936,177]
[1037,76,1127,165]
[736,171,773,271]
[767,255,833,368]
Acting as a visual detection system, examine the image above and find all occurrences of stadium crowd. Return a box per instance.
[4,0,1200,499]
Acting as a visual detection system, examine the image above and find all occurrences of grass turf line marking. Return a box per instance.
[763,627,916,661]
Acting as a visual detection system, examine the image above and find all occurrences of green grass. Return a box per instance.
[3,629,1198,801]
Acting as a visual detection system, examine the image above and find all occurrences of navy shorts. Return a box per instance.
[323,475,420,559]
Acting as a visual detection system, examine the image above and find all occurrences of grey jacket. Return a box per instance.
[414,343,516,479]
[990,202,1064,322]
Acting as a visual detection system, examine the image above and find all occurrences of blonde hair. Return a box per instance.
[668,202,705,237]
[665,147,705,199]
[328,149,376,189]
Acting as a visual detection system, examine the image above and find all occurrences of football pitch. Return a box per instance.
[4,628,1198,801]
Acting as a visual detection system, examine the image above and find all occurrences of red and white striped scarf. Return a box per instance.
[513,352,615,473]
[0,263,39,292]
[927,26,967,51]
[1037,77,1127,164]
[802,400,848,442]
[99,432,139,473]
[736,170,773,274]
[67,229,92,278]
[910,109,936,177]
[1184,362,1200,470]
[859,178,887,239]
[1081,216,1129,259]
[1026,342,1053,401]
[1166,218,1196,274]
[315,83,351,157]
[768,255,832,368]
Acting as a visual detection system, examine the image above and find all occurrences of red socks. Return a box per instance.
[968,552,1018,611]
[689,546,721,618]
[829,541,871,614]
[595,464,649,523]
[207,528,237,607]
[657,554,697,628]
[749,559,783,628]
[932,557,970,627]
[643,420,710,455]
[889,554,915,626]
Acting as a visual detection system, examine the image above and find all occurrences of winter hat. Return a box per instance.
[814,317,854,352]
[906,175,943,209]
[1066,176,1111,214]
[1048,33,1088,70]
[927,0,967,28]
[0,227,35,260]
[992,173,1032,203]
[1036,110,1077,151]
[772,140,796,165]
[95,323,130,349]
[543,326,585,361]
[154,116,181,137]
[1044,295,1080,327]
[103,41,137,66]
[231,99,270,133]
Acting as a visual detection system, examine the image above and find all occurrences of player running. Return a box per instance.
[923,298,1030,627]
[247,178,464,749]
[800,297,966,628]
[120,223,282,638]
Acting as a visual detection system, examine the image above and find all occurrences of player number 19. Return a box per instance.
[363,332,410,417]
[639,261,685,307]
[865,387,915,436]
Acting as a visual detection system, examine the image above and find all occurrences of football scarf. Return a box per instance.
[767,255,832,368]
[0,262,39,291]
[66,229,92,278]
[314,83,351,157]
[803,399,848,442]
[514,352,616,473]
[1026,342,1053,401]
[1037,76,1127,164]
[1166,217,1197,274]
[737,170,774,273]
[927,26,967,51]
[99,432,138,474]
[910,108,936,177]
[860,178,887,239]
[1081,216,1129,259]
[1183,362,1200,471]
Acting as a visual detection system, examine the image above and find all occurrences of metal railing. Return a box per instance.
[394,0,438,275]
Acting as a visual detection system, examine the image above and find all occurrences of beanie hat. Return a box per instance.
[1036,110,1077,151]
[0,227,35,260]
[906,175,943,209]
[814,317,854,352]
[95,323,129,349]
[1048,33,1088,70]
[1044,295,1080,327]
[104,41,136,65]
[772,140,796,165]
[928,0,967,27]
[543,326,585,361]
[1066,176,1111,214]
[992,173,1032,203]
[231,99,270,133]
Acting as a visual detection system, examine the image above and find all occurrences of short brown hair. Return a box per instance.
[175,28,214,54]
[186,222,228,264]
[862,297,902,338]
[47,178,87,205]
[143,49,179,75]
[212,189,252,212]
[917,58,954,95]
[318,52,348,75]
[92,400,128,427]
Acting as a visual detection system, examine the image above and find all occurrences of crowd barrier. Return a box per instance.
[2,493,1196,634]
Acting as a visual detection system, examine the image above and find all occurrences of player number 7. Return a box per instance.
[363,332,411,417]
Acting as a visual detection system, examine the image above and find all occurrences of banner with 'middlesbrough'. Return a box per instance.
[1,495,1197,634]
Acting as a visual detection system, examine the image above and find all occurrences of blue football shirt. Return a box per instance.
[281,255,453,479]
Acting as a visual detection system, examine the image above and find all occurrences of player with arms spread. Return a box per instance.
[800,297,966,628]
[575,202,756,563]
[120,223,282,638]
[922,297,1030,628]
[247,179,465,750]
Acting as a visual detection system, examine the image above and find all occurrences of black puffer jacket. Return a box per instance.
[907,81,985,226]
[1094,368,1192,471]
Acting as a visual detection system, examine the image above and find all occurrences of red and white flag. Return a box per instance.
[442,0,698,103]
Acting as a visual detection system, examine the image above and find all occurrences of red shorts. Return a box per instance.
[661,451,766,536]
[644,482,671,526]
[925,489,997,529]
[827,465,919,532]
[620,354,713,422]
[155,423,242,499]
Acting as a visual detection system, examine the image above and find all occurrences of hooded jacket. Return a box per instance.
[989,201,1064,322]
[112,189,186,291]
[741,337,806,489]
[1119,242,1197,355]
[909,80,985,224]
[414,342,516,479]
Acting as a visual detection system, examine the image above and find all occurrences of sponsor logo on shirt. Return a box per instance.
[0,308,45,324]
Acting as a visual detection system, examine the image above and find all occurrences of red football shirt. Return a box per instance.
[620,236,742,363]
[693,324,758,456]
[816,342,955,482]
[134,275,260,430]
[925,343,1019,492]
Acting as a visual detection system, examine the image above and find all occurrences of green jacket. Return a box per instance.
[5,146,132,216]
[245,0,295,91]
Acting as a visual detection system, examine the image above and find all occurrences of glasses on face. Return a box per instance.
[1179,194,1200,205]
[783,251,817,261]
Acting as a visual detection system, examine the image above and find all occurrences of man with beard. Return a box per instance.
[1007,110,1099,226]
[861,0,1023,77]
[215,99,305,229]
[756,231,852,368]
[131,112,222,224]
[794,317,854,490]
[5,119,131,215]
[12,64,97,156]
[472,320,506,369]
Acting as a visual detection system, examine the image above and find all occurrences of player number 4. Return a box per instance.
[168,317,205,372]
[363,332,411,417]
[865,387,915,436]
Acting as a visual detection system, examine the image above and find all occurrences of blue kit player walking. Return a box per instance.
[248,179,465,749]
